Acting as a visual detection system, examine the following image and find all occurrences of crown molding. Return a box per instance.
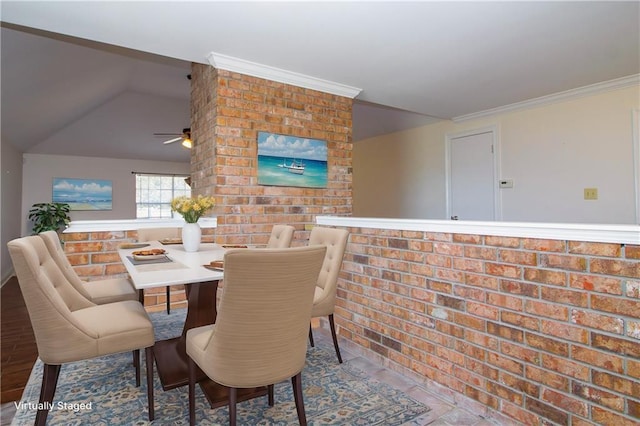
[453,74,640,122]
[207,52,362,99]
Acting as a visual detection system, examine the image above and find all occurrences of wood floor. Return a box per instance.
[1,276,38,405]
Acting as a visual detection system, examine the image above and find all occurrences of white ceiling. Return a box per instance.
[2,1,638,163]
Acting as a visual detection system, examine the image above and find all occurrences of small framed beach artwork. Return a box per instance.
[257,132,328,188]
[52,178,113,210]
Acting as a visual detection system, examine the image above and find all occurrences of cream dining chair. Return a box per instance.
[7,236,156,425]
[186,245,326,426]
[266,224,295,248]
[136,227,181,313]
[307,226,350,363]
[39,230,138,304]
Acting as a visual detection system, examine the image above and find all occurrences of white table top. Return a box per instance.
[118,241,225,290]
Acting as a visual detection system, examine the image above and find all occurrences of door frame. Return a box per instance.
[445,125,502,220]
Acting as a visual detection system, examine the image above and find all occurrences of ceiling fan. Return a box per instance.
[154,128,192,148]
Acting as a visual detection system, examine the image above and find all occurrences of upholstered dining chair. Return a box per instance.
[266,224,295,248]
[307,226,350,363]
[136,227,181,313]
[7,236,156,425]
[186,245,326,426]
[39,230,138,304]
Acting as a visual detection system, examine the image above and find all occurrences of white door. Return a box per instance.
[447,130,497,221]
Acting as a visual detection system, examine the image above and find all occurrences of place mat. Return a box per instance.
[118,243,150,249]
[203,264,224,271]
[222,244,248,249]
[126,255,173,266]
[158,238,182,245]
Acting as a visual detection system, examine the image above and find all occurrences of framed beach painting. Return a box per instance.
[257,132,328,188]
[52,178,113,210]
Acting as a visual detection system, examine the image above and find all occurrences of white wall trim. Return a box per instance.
[634,108,640,224]
[453,74,640,122]
[316,216,640,245]
[64,218,217,233]
[207,52,362,99]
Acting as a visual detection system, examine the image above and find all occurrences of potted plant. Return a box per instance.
[28,202,71,234]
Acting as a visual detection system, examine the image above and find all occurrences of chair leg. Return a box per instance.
[145,347,155,421]
[267,384,274,406]
[291,372,307,426]
[133,349,141,386]
[228,387,237,426]
[166,286,171,314]
[138,289,144,304]
[328,314,343,364]
[308,324,315,347]
[36,363,61,426]
[188,357,196,426]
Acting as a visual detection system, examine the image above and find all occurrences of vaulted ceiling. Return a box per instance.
[2,1,638,163]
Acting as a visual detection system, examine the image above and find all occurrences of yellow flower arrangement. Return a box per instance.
[170,195,216,223]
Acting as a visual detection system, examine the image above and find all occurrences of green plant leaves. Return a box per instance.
[28,202,71,234]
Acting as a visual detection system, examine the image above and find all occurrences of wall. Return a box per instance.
[353,85,640,224]
[189,64,353,244]
[21,153,190,235]
[328,220,640,425]
[1,141,23,283]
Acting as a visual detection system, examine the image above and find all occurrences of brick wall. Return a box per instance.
[59,230,216,311]
[189,63,353,245]
[335,226,640,425]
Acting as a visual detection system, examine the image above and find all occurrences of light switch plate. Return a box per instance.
[499,179,514,188]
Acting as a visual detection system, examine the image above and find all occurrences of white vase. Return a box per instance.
[182,222,201,252]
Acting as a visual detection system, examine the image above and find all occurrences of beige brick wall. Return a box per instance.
[335,227,640,425]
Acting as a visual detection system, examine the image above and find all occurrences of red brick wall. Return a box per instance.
[189,63,353,245]
[335,227,640,425]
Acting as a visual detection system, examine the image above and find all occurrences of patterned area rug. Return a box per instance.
[11,309,430,425]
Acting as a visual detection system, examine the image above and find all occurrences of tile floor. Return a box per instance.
[311,324,522,426]
[1,326,522,426]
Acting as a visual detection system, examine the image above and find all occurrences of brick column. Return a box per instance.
[190,63,353,245]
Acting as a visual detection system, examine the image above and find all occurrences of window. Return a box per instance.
[135,174,191,219]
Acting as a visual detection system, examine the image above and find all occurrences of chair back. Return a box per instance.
[308,227,349,316]
[7,236,99,363]
[266,225,295,248]
[200,245,326,388]
[38,230,93,300]
[137,227,181,242]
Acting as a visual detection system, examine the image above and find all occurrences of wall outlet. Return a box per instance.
[584,188,598,200]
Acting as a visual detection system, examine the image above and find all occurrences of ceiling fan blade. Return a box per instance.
[163,137,183,145]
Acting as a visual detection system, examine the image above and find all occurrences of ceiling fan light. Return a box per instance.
[182,138,193,149]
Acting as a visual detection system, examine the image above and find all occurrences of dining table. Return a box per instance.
[118,241,267,408]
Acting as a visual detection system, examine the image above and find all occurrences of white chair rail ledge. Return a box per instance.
[64,218,218,233]
[315,216,640,245]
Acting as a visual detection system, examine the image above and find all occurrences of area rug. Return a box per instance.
[11,309,431,425]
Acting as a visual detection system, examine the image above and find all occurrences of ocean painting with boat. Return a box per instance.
[257,132,327,188]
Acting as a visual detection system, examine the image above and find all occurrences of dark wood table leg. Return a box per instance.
[154,280,218,390]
